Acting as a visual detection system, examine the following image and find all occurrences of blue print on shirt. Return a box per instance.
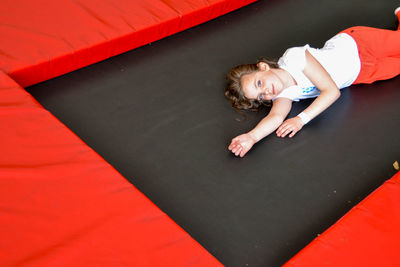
[302,86,317,94]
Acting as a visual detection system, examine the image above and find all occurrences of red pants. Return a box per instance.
[341,26,400,84]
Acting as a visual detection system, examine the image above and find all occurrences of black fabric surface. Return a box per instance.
[28,0,400,266]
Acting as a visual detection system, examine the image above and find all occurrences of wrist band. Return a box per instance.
[297,112,311,125]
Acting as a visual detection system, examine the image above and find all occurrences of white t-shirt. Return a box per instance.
[274,33,360,102]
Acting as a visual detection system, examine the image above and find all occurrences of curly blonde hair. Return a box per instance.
[225,58,279,111]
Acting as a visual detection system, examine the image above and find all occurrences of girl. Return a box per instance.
[225,7,400,158]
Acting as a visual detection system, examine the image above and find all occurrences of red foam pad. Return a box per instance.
[284,171,400,267]
[0,0,257,87]
[0,1,261,264]
[0,71,222,266]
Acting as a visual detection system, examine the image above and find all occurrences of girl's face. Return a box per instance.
[241,63,284,101]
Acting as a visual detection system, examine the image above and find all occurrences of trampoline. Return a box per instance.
[1,0,400,266]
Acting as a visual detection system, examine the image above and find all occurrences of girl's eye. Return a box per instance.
[258,93,263,101]
[257,80,262,87]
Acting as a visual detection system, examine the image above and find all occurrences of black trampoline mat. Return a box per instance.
[28,0,400,266]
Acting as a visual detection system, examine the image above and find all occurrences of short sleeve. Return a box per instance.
[278,45,309,71]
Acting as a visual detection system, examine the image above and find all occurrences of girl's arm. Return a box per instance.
[229,97,292,157]
[276,50,341,138]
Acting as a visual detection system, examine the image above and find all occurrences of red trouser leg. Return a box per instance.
[341,26,400,84]
[397,9,400,30]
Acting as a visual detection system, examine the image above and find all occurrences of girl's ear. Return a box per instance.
[257,62,270,71]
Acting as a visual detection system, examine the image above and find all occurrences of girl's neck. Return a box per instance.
[272,68,297,88]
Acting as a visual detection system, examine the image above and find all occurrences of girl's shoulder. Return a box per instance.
[278,45,310,71]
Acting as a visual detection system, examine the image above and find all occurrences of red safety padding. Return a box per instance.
[0,0,258,87]
[0,70,222,266]
[284,171,400,267]
[0,1,261,265]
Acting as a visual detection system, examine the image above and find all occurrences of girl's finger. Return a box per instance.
[235,146,242,156]
[232,145,238,153]
[281,128,293,137]
[279,123,291,133]
[240,146,250,157]
[278,124,287,132]
[229,142,236,150]
[228,142,235,149]
[233,144,242,153]
[277,127,285,136]
[289,129,299,138]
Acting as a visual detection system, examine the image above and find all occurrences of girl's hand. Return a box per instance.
[228,133,257,157]
[276,117,304,138]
